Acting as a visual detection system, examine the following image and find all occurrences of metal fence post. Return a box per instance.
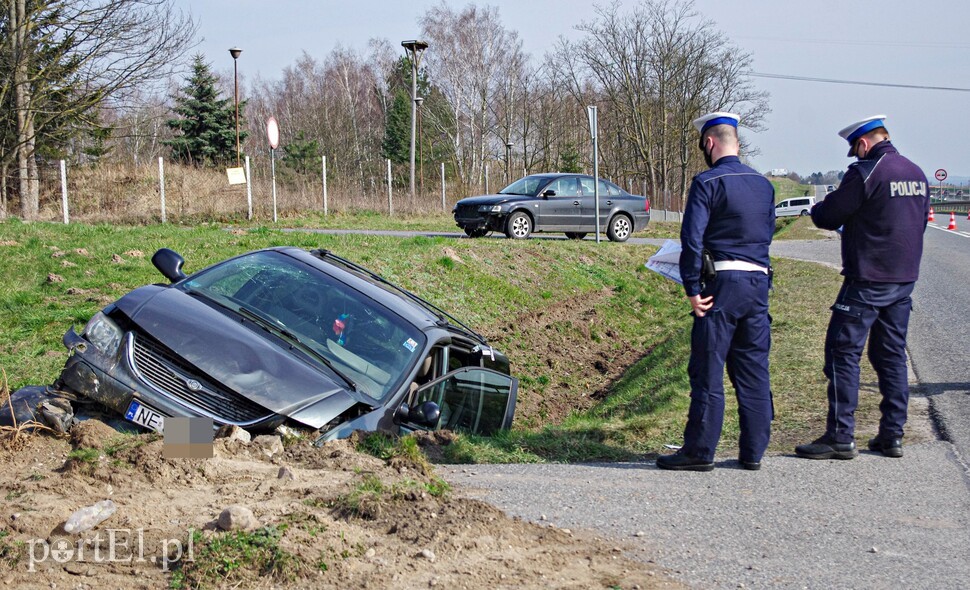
[322,155,328,216]
[245,155,252,220]
[484,163,489,194]
[158,157,166,223]
[387,159,393,216]
[59,159,69,224]
[440,162,446,211]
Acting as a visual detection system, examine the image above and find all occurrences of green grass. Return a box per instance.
[0,217,861,465]
[770,178,813,202]
[774,215,836,240]
[170,525,307,589]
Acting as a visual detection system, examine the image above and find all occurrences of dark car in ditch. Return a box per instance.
[51,247,517,443]
[453,173,650,241]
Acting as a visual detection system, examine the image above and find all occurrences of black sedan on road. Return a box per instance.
[453,173,650,242]
[48,247,517,443]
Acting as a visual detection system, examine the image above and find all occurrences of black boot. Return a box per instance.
[795,434,858,460]
[656,450,714,472]
[867,435,903,458]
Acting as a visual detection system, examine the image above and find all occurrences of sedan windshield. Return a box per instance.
[498,176,549,196]
[178,251,425,401]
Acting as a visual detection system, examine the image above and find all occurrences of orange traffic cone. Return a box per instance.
[928,207,935,222]
[947,212,957,230]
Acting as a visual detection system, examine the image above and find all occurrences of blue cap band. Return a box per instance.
[701,116,739,133]
[846,119,885,144]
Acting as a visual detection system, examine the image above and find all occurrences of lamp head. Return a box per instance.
[229,47,242,60]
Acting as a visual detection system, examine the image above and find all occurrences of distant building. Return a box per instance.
[768,168,789,177]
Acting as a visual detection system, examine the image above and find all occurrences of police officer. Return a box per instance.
[796,115,929,460]
[657,112,776,472]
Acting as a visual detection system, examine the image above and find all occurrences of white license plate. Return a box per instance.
[125,400,165,432]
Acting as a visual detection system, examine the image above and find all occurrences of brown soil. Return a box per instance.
[0,426,682,589]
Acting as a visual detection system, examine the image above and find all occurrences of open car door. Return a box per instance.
[400,367,517,436]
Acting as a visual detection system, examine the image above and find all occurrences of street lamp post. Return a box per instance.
[229,47,242,166]
[505,141,513,183]
[401,40,428,199]
[415,96,424,198]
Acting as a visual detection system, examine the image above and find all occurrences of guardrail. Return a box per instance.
[930,200,970,214]
[652,209,683,222]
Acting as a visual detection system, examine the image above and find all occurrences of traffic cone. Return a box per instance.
[966,210,969,220]
[928,207,935,222]
[947,212,957,230]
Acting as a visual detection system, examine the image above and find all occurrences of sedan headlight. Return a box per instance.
[479,205,503,213]
[82,311,123,355]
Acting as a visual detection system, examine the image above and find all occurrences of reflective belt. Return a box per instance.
[713,260,769,274]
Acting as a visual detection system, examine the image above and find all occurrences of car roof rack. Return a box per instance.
[309,249,486,344]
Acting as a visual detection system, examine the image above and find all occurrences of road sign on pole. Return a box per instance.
[935,169,947,182]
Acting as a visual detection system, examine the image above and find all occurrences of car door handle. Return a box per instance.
[606,200,613,205]
[573,200,580,206]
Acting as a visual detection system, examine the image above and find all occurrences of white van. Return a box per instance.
[775,197,815,217]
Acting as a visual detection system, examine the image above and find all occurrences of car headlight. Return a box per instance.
[82,311,123,355]
[479,205,503,213]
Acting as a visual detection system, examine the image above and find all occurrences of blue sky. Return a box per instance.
[174,0,970,181]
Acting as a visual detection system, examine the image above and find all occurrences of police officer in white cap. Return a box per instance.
[796,115,929,460]
[656,112,776,472]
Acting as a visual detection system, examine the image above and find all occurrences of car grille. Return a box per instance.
[129,333,273,425]
[454,204,481,220]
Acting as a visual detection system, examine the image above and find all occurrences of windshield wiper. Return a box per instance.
[235,306,358,392]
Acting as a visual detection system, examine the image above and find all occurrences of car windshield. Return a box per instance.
[498,176,548,196]
[178,251,425,401]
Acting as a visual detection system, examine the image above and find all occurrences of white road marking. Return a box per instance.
[927,223,970,237]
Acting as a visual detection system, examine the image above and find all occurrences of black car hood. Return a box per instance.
[114,285,370,428]
[457,194,538,206]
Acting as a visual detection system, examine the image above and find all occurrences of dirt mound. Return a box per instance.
[0,429,678,589]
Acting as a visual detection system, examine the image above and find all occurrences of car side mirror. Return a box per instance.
[151,248,187,283]
[409,400,441,427]
[541,189,556,198]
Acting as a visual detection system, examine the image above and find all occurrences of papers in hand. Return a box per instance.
[645,239,683,285]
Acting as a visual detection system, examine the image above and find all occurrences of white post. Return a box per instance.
[59,160,69,224]
[158,157,166,223]
[322,155,328,216]
[484,163,489,194]
[387,158,393,216]
[440,162,446,211]
[271,148,278,223]
[245,155,252,220]
[587,105,600,243]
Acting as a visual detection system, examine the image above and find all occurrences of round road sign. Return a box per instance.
[266,117,280,149]
[935,168,947,182]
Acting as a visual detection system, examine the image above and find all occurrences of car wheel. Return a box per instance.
[606,214,633,242]
[799,210,809,216]
[564,232,588,240]
[505,212,532,239]
[463,227,489,238]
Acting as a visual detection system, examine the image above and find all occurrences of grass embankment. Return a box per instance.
[0,218,870,464]
[770,177,813,202]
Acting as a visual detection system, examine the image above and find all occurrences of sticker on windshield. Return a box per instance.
[403,338,418,352]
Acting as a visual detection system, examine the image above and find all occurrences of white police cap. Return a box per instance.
[838,115,887,156]
[692,111,740,134]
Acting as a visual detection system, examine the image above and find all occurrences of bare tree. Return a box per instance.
[2,0,197,219]
[419,3,524,192]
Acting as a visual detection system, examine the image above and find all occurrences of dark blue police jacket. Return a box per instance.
[680,155,776,297]
[811,141,929,283]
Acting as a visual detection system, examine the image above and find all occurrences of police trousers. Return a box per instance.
[683,270,773,463]
[824,279,914,443]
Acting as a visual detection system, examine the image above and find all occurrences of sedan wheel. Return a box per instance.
[564,232,588,240]
[607,214,633,242]
[505,212,532,239]
[463,227,489,238]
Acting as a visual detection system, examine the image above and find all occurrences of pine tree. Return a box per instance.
[165,55,246,167]
[282,131,320,175]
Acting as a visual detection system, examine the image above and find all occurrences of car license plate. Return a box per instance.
[125,399,165,432]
